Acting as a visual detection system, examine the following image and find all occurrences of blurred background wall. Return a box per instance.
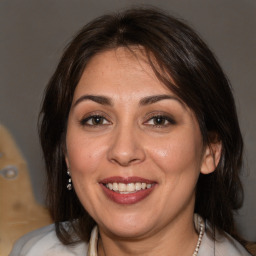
[0,0,255,241]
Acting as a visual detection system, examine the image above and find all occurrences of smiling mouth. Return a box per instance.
[104,182,153,194]
[100,176,156,204]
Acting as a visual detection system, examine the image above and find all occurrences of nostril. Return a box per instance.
[111,156,144,167]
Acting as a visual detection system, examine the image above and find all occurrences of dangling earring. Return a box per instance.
[67,168,72,190]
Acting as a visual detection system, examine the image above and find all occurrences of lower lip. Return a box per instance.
[100,184,155,205]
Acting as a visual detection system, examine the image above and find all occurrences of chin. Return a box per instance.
[98,212,156,239]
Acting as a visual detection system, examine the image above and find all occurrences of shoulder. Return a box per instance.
[9,224,88,256]
[199,220,251,256]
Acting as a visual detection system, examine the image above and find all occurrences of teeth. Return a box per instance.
[127,183,135,192]
[113,182,118,191]
[119,183,126,192]
[135,182,141,191]
[105,182,153,193]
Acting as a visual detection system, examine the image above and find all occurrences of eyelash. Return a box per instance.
[80,114,111,126]
[144,114,176,127]
[80,114,176,128]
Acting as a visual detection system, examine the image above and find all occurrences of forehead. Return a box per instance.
[73,47,177,101]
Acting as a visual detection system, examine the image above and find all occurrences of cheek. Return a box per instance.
[66,133,107,176]
[65,135,107,214]
[148,133,203,212]
[149,132,203,179]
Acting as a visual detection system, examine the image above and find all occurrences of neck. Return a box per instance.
[98,211,198,256]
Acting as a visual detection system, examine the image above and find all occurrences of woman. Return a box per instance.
[10,7,252,256]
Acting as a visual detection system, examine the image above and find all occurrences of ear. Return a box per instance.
[63,143,70,169]
[65,155,70,169]
[200,141,222,175]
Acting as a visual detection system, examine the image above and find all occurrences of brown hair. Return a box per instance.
[39,7,244,244]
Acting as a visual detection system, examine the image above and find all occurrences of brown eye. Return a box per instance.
[145,115,176,127]
[91,116,104,125]
[80,115,111,126]
[153,116,168,125]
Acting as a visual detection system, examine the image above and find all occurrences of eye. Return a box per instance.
[145,115,176,127]
[80,115,111,126]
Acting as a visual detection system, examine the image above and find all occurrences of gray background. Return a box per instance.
[0,0,255,241]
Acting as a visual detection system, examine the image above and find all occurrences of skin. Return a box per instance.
[65,48,221,256]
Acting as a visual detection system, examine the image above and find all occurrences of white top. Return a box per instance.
[10,215,251,256]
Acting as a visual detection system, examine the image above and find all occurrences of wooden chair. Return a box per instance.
[0,125,52,256]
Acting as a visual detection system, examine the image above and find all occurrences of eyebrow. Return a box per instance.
[73,95,113,107]
[139,94,184,107]
[73,94,184,108]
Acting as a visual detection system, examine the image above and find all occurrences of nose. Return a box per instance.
[107,124,146,166]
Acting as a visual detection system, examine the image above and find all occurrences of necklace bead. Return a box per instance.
[192,216,205,256]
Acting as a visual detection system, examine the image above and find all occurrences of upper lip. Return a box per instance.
[100,176,156,184]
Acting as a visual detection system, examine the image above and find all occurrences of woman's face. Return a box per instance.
[65,48,210,239]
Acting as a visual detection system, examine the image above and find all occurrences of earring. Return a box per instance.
[67,168,72,190]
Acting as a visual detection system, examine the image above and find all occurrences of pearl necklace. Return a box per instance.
[192,215,205,256]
